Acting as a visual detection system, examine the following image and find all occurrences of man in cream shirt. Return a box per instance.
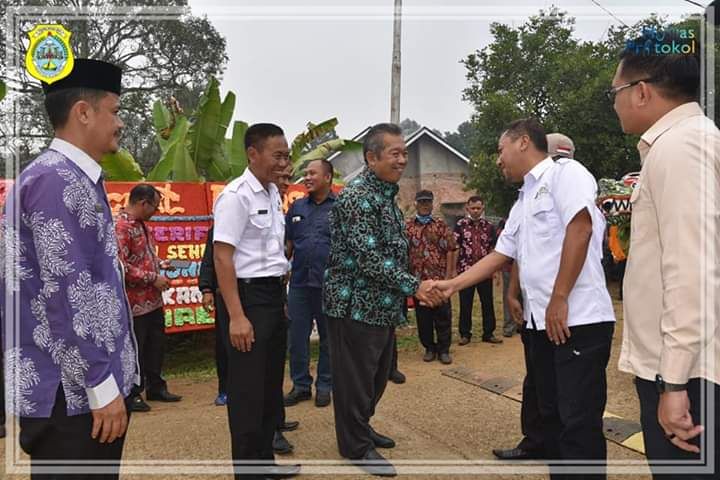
[610,32,719,478]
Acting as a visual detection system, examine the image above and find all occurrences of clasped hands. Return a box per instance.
[415,279,456,307]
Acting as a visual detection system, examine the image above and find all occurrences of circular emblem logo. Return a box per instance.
[31,32,69,79]
[25,24,75,84]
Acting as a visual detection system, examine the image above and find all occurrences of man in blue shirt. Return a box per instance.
[284,159,335,408]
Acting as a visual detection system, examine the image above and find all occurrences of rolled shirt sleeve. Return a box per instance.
[213,189,248,249]
[494,202,520,260]
[552,160,599,228]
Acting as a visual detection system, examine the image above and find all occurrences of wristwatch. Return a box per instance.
[655,374,687,394]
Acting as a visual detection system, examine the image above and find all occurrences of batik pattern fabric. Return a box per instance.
[0,149,139,418]
[454,217,497,274]
[406,217,457,281]
[323,168,419,327]
[115,210,163,317]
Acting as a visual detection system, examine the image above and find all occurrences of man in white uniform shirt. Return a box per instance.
[213,123,299,479]
[434,119,615,479]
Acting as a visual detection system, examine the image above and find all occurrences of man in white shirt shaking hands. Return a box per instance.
[433,119,616,480]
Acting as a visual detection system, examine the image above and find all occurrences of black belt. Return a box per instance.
[238,276,284,285]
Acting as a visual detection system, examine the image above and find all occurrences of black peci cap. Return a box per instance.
[41,58,122,95]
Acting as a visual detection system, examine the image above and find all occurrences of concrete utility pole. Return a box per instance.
[390,0,402,124]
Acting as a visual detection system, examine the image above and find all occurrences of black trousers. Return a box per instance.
[214,292,230,395]
[415,300,452,354]
[19,387,130,479]
[517,322,544,455]
[220,281,286,479]
[458,279,496,340]
[529,321,614,480]
[390,330,399,374]
[327,315,394,459]
[130,308,167,397]
[636,377,720,479]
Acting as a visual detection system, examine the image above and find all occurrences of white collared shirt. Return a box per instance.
[495,157,615,330]
[49,137,103,183]
[213,168,289,278]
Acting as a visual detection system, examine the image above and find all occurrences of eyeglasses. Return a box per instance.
[605,77,656,102]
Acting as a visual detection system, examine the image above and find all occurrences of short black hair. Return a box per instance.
[244,123,285,151]
[363,123,403,163]
[619,30,700,101]
[310,158,334,178]
[129,184,160,205]
[44,87,107,129]
[467,195,483,204]
[502,118,548,153]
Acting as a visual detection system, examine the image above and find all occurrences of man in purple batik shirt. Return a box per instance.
[0,59,139,479]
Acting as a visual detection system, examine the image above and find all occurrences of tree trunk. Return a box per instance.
[390,0,402,125]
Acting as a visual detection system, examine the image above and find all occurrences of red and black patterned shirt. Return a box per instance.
[115,209,163,317]
[406,217,458,281]
[454,217,497,274]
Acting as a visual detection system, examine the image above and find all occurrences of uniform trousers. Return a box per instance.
[529,320,614,480]
[219,280,286,479]
[19,387,131,480]
[327,315,394,459]
[517,321,544,455]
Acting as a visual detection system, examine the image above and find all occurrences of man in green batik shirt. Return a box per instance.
[323,123,442,477]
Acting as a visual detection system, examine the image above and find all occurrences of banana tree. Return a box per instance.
[147,77,247,182]
[100,148,145,181]
[290,118,362,182]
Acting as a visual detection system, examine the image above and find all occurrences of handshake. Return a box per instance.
[414,279,456,308]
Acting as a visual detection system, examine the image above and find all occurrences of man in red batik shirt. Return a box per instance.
[406,190,458,364]
[116,184,182,412]
[453,196,502,345]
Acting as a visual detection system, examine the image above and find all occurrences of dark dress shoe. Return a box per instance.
[438,352,452,364]
[458,336,471,346]
[283,388,311,406]
[422,350,436,362]
[492,447,536,460]
[482,336,503,344]
[369,427,396,449]
[279,420,299,432]
[273,431,294,455]
[129,396,151,412]
[146,390,182,402]
[388,370,405,384]
[315,390,331,407]
[352,448,397,477]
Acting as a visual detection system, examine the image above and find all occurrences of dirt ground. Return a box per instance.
[1,279,653,479]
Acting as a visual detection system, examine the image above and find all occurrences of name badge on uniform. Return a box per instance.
[292,215,302,223]
[94,203,104,212]
[257,209,268,215]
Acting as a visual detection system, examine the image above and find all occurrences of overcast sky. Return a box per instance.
[186,0,701,140]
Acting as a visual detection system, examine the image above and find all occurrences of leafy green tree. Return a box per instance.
[0,0,227,174]
[458,8,702,215]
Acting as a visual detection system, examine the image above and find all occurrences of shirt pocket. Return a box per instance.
[248,200,272,235]
[529,195,561,238]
